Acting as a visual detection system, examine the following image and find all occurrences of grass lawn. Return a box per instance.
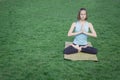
[0,0,120,80]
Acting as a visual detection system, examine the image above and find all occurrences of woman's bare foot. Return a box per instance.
[72,44,81,52]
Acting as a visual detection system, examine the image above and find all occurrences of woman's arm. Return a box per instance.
[68,22,82,36]
[83,22,97,38]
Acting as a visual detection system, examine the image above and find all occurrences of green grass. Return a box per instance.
[0,0,120,80]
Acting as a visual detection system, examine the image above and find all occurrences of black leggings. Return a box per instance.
[63,45,98,54]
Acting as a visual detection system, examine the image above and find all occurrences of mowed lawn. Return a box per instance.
[0,0,120,80]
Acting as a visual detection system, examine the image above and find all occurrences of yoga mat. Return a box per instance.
[64,42,98,61]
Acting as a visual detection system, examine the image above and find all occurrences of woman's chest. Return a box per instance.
[75,23,89,32]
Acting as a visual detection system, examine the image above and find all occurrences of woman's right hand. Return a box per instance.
[80,25,84,33]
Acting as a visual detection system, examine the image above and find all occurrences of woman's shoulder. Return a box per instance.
[72,20,80,26]
[86,21,93,27]
[86,21,92,25]
[71,22,77,27]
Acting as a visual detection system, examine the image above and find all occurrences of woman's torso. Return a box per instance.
[73,21,89,45]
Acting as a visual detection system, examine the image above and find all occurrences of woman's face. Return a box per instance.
[80,10,86,20]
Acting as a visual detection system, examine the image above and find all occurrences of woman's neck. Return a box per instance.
[80,20,86,22]
[79,20,86,24]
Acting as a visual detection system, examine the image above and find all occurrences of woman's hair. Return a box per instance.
[77,8,88,20]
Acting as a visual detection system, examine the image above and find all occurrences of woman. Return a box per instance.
[64,8,98,54]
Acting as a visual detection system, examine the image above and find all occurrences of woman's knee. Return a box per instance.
[95,48,98,54]
[63,46,78,54]
[63,48,67,54]
[92,48,98,54]
[81,47,98,54]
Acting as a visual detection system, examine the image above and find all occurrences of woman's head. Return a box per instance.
[77,8,87,21]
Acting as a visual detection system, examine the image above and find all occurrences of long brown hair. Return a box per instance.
[77,8,88,20]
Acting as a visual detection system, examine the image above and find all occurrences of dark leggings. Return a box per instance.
[63,45,98,54]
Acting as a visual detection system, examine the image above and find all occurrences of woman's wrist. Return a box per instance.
[83,31,87,34]
[79,31,83,34]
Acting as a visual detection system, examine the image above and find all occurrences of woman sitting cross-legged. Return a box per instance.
[63,8,98,54]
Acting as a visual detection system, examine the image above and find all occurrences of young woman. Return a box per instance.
[64,8,98,54]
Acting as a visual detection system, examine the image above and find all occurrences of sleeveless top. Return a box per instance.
[73,21,89,45]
